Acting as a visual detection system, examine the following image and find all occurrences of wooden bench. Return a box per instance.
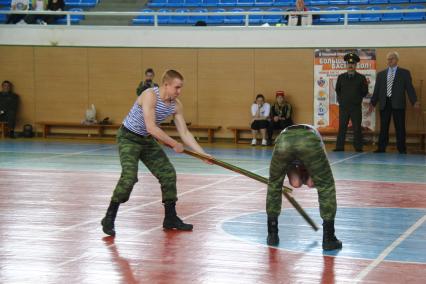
[227,126,425,149]
[227,126,252,144]
[160,124,221,143]
[0,122,8,138]
[38,122,221,142]
[38,122,121,138]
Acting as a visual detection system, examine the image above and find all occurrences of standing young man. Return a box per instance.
[102,70,209,236]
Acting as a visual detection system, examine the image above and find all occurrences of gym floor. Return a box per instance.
[0,139,425,283]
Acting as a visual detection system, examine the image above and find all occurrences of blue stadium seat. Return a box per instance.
[56,8,85,25]
[219,0,238,7]
[0,0,11,6]
[79,0,97,8]
[403,4,425,20]
[183,0,203,6]
[132,9,155,25]
[319,6,342,23]
[273,0,293,6]
[343,6,361,22]
[224,8,245,24]
[238,0,255,6]
[187,8,208,24]
[410,0,426,3]
[328,0,348,5]
[262,7,283,24]
[360,6,382,21]
[388,0,409,3]
[166,0,185,7]
[309,0,329,5]
[255,0,274,6]
[169,8,189,24]
[0,7,9,24]
[248,7,263,24]
[148,0,168,8]
[348,0,368,4]
[309,6,322,24]
[368,0,388,4]
[203,0,220,6]
[158,8,171,24]
[382,5,403,21]
[206,8,226,24]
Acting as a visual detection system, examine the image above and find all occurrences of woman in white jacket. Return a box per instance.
[250,94,270,146]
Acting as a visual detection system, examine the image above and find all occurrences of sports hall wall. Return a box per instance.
[0,46,425,138]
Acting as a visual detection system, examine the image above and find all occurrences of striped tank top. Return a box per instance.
[123,87,176,136]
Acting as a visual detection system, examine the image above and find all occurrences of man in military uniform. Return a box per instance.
[0,80,19,138]
[136,68,159,96]
[334,53,369,152]
[266,124,342,251]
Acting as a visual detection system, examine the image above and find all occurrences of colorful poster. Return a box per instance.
[314,49,376,133]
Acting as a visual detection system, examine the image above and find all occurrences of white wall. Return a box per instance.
[1,24,426,48]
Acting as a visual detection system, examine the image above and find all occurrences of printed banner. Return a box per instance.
[313,49,376,133]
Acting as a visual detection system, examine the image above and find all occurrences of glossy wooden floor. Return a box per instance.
[0,139,425,284]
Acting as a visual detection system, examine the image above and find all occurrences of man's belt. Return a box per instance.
[121,125,150,138]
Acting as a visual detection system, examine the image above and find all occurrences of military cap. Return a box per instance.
[344,53,360,64]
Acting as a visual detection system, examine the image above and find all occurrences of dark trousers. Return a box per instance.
[335,105,363,150]
[377,97,406,153]
[267,119,293,141]
[0,112,16,130]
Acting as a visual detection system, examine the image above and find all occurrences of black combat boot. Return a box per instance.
[163,202,193,231]
[101,201,120,236]
[322,220,342,251]
[267,216,279,246]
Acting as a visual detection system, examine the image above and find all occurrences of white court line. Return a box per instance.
[1,145,116,165]
[354,214,426,283]
[330,152,366,166]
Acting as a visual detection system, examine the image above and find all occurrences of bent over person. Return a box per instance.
[102,70,209,236]
[266,124,342,251]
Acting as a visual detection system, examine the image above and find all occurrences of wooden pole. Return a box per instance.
[182,149,319,231]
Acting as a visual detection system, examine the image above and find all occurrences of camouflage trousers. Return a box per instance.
[266,128,337,221]
[111,127,177,204]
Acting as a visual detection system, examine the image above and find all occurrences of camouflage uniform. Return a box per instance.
[266,127,337,221]
[111,127,177,204]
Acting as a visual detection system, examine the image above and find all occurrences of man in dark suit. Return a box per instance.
[333,53,369,152]
[369,51,420,154]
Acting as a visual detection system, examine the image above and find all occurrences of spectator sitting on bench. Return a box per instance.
[0,80,19,138]
[250,94,270,146]
[267,91,293,145]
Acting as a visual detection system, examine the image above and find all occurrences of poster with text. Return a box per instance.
[314,49,376,133]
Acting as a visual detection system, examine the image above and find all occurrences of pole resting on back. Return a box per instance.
[181,149,319,231]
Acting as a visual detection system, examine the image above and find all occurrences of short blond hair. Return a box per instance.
[162,69,184,84]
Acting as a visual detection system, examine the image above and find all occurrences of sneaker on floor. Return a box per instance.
[251,139,257,146]
[261,139,267,146]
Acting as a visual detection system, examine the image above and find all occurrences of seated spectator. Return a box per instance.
[23,0,48,25]
[0,81,19,138]
[43,0,65,24]
[6,0,29,24]
[250,94,270,146]
[288,0,311,26]
[267,91,293,145]
[136,68,159,96]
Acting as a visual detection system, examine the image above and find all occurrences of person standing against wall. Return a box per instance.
[368,51,420,154]
[333,53,369,152]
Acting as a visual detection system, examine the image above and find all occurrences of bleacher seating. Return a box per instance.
[56,8,85,24]
[403,4,425,19]
[381,5,403,20]
[65,0,98,8]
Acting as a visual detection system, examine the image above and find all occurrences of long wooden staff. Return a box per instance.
[182,148,319,231]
